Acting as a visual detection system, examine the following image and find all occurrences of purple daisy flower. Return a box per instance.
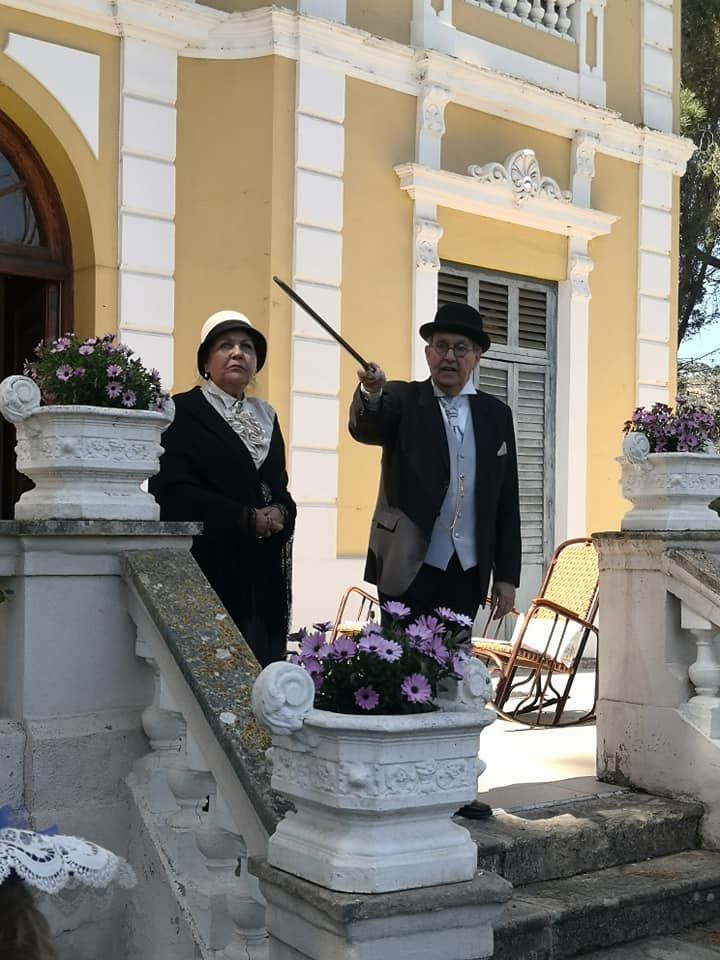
[405,622,434,650]
[72,368,86,378]
[301,657,324,680]
[50,337,71,354]
[358,634,383,655]
[427,636,450,665]
[378,639,402,662]
[121,390,137,408]
[300,632,330,660]
[415,614,443,637]
[78,343,94,356]
[106,364,123,378]
[381,600,411,619]
[447,611,474,627]
[452,651,469,677]
[354,686,379,711]
[435,606,455,620]
[106,381,122,399]
[400,673,432,704]
[55,365,73,381]
[361,621,383,637]
[329,636,356,660]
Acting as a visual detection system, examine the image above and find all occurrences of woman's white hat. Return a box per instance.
[197,310,267,375]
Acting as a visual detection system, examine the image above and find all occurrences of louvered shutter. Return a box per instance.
[437,265,556,601]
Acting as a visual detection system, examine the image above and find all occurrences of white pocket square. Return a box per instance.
[497,441,507,456]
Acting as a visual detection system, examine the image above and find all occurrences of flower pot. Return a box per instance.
[619,437,720,532]
[0,375,174,520]
[252,661,495,894]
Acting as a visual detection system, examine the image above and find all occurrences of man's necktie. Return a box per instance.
[439,397,463,441]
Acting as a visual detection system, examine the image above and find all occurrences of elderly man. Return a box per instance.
[349,303,521,820]
[349,301,521,660]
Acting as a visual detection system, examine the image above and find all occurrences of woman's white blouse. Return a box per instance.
[202,379,275,468]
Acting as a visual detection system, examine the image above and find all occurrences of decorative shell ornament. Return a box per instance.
[252,661,315,736]
[0,375,41,424]
[622,432,651,464]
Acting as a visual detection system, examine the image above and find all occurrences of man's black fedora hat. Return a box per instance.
[419,303,490,353]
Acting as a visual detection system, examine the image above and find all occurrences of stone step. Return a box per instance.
[465,792,703,887]
[491,849,720,960]
[578,919,720,957]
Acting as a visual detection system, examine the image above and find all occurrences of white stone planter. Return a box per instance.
[0,375,174,520]
[619,434,720,532]
[252,661,495,894]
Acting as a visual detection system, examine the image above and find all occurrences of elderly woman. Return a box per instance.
[150,310,296,667]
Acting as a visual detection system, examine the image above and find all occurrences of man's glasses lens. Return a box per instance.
[432,342,472,357]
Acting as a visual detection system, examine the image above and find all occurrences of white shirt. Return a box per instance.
[202,379,275,467]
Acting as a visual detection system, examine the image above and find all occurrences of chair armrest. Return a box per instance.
[528,598,598,634]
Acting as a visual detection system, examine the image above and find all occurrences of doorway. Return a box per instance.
[0,111,72,519]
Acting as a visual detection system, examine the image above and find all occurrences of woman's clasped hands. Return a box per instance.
[254,505,285,539]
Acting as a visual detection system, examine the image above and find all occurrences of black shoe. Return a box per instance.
[455,800,493,820]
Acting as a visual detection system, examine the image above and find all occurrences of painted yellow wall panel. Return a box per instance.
[440,209,568,281]
[604,0,641,124]
[443,104,571,190]
[338,79,416,557]
[586,154,639,535]
[346,0,412,44]
[175,56,295,436]
[0,9,119,338]
[452,3,577,71]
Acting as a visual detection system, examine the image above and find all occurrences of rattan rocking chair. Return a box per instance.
[472,537,599,727]
[330,585,380,640]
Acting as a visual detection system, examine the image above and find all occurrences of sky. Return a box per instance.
[677,322,720,365]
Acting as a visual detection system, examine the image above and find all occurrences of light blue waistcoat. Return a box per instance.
[424,406,478,572]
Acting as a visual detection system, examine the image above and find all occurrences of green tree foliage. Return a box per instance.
[679,0,720,351]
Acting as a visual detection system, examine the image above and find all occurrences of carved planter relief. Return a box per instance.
[618,434,720,531]
[252,661,495,894]
[0,375,174,520]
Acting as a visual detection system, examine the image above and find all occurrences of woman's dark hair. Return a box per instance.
[0,880,56,959]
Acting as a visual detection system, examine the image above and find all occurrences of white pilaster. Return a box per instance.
[411,0,456,54]
[641,0,674,133]
[636,156,673,406]
[555,239,593,541]
[118,38,178,389]
[576,0,607,106]
[290,57,363,625]
[410,79,450,380]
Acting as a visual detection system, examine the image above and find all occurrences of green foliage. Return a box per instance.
[679,0,720,351]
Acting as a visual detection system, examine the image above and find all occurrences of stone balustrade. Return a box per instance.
[594,533,720,846]
[468,0,577,39]
[121,549,285,958]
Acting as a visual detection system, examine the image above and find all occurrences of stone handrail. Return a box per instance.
[594,532,720,845]
[121,549,283,957]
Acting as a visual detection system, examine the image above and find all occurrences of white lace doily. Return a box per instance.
[0,828,136,894]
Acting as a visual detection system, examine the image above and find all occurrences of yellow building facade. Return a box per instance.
[0,0,693,620]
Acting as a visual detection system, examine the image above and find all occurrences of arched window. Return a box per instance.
[0,110,73,517]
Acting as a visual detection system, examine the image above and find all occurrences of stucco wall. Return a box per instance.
[174,55,295,430]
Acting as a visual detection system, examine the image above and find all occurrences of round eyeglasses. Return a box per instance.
[429,340,475,358]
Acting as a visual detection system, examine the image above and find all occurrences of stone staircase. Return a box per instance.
[463,791,720,959]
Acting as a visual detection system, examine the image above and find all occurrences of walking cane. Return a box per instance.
[272,276,373,372]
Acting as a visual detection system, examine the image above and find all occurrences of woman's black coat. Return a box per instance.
[149,387,296,666]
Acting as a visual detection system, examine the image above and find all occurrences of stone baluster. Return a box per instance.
[516,0,532,17]
[543,0,559,30]
[224,837,269,960]
[529,0,544,23]
[134,635,186,813]
[502,0,518,13]
[680,603,720,739]
[488,0,502,10]
[556,0,573,34]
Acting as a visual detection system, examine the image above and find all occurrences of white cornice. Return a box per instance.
[0,0,694,172]
[395,162,618,241]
